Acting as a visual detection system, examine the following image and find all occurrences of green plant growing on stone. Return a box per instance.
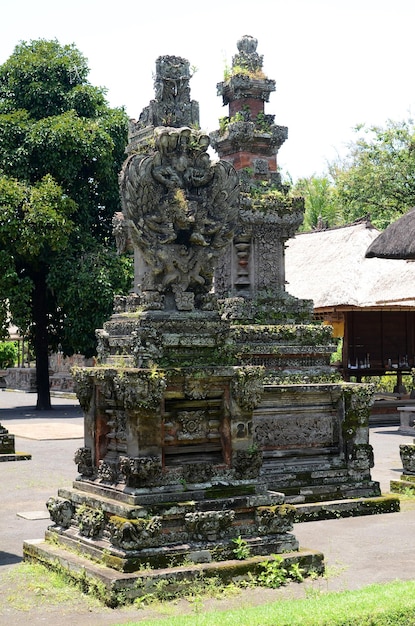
[232,536,251,560]
[247,442,260,455]
[223,63,266,81]
[255,111,271,133]
[257,555,289,588]
[288,561,305,582]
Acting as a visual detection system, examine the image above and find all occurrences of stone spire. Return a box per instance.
[212,35,304,302]
[211,35,287,181]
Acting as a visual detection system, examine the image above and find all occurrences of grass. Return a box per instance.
[0,561,103,612]
[118,580,415,626]
[3,561,415,625]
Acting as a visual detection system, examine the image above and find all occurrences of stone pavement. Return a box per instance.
[1,389,415,624]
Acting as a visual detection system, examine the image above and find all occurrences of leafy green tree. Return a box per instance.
[293,175,342,231]
[330,119,415,229]
[0,341,18,369]
[0,39,130,409]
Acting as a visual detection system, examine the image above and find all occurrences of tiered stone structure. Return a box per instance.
[24,54,323,605]
[212,36,383,506]
[211,36,333,380]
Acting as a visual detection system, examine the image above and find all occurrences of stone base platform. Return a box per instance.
[391,474,415,494]
[23,538,324,607]
[294,494,400,522]
[0,451,32,462]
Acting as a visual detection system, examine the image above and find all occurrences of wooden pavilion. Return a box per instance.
[285,220,415,386]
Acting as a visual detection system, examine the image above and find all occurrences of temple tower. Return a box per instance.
[211,35,302,298]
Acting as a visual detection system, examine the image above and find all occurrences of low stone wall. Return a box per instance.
[4,354,93,393]
[4,368,37,392]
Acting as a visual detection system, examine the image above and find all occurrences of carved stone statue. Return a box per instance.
[120,126,239,310]
[118,55,240,312]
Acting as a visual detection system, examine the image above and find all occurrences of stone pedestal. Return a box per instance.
[0,423,31,462]
[24,312,323,604]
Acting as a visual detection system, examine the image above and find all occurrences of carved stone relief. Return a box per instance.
[184,510,235,541]
[255,414,336,449]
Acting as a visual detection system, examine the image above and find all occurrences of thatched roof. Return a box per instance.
[365,208,415,259]
[285,221,415,310]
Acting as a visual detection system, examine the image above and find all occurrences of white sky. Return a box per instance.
[2,0,415,181]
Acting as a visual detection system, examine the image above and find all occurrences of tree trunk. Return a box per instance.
[32,270,52,410]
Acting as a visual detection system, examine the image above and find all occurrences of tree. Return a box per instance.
[0,39,130,409]
[293,175,342,231]
[330,119,415,229]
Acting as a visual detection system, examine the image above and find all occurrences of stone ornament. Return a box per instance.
[120,126,239,310]
[184,510,235,541]
[233,448,263,479]
[255,505,296,535]
[74,447,94,477]
[97,459,119,483]
[109,516,162,551]
[76,505,105,538]
[119,455,163,488]
[399,444,415,474]
[46,497,74,529]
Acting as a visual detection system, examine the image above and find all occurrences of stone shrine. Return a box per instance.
[211,36,386,509]
[24,53,323,605]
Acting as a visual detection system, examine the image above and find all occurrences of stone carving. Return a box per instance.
[234,234,251,292]
[184,375,210,399]
[255,414,335,448]
[400,444,415,474]
[95,369,166,410]
[112,211,131,255]
[181,462,214,484]
[113,375,148,410]
[105,410,128,447]
[76,504,105,538]
[233,35,263,73]
[185,510,235,541]
[97,459,119,483]
[256,505,296,535]
[119,456,163,488]
[233,448,262,479]
[74,447,94,477]
[0,424,15,454]
[176,410,208,440]
[136,55,199,130]
[109,516,162,551]
[349,443,374,471]
[120,125,239,310]
[71,367,93,411]
[232,366,265,411]
[46,497,74,528]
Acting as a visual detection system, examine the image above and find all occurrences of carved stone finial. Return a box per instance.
[137,55,199,130]
[233,34,263,73]
[237,35,258,54]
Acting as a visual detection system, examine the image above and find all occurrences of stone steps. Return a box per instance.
[263,463,381,504]
[293,494,400,522]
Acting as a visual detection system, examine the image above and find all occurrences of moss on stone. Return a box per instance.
[204,484,256,499]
